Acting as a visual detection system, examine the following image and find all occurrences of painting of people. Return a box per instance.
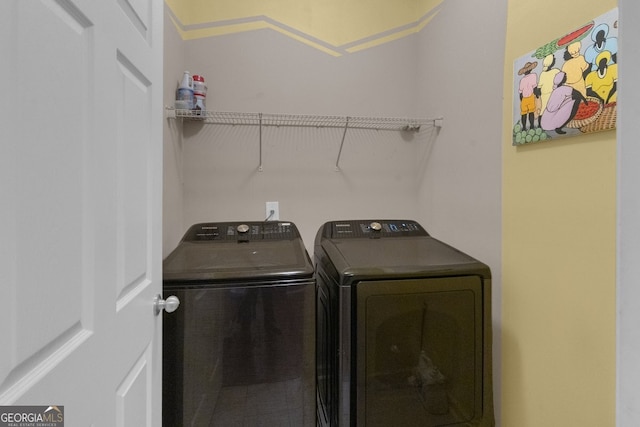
[512,8,618,145]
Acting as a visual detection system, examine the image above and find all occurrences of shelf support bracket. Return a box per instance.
[335,117,350,172]
[258,113,263,172]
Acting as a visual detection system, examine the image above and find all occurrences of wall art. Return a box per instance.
[512,8,618,145]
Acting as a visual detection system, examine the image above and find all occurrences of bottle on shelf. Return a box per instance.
[192,74,206,114]
[174,71,194,111]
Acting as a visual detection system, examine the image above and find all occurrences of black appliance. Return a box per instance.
[315,219,494,426]
[163,221,315,426]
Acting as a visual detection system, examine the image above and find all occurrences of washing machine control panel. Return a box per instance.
[329,220,428,238]
[184,221,300,241]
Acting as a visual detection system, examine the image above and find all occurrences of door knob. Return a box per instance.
[154,294,180,315]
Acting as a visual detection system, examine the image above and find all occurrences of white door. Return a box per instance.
[0,0,164,425]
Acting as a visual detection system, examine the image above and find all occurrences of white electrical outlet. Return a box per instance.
[266,201,279,221]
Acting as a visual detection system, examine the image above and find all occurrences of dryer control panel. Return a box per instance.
[328,220,428,239]
[184,221,300,242]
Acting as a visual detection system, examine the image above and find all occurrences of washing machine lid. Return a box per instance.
[317,220,490,281]
[163,221,313,283]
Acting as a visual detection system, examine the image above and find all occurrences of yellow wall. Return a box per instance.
[502,1,617,426]
[165,0,442,55]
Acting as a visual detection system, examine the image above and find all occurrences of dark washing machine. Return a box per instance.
[162,221,315,427]
[315,220,494,427]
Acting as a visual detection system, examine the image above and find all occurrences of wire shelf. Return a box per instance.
[169,109,438,132]
[166,107,442,171]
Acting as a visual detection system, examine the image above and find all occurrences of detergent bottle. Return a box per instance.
[175,71,194,110]
[192,74,207,112]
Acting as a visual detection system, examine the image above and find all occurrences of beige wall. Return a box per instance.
[502,2,617,426]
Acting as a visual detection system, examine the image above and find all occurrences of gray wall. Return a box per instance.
[414,1,506,422]
[172,27,426,251]
[163,7,186,257]
[617,0,640,425]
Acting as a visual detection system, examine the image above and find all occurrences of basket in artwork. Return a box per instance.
[567,97,603,129]
[579,102,617,133]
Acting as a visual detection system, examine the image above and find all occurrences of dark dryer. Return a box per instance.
[315,220,494,426]
[162,221,315,426]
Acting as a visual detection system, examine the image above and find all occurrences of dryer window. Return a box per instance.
[356,276,484,426]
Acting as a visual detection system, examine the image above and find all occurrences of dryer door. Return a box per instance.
[356,276,485,426]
